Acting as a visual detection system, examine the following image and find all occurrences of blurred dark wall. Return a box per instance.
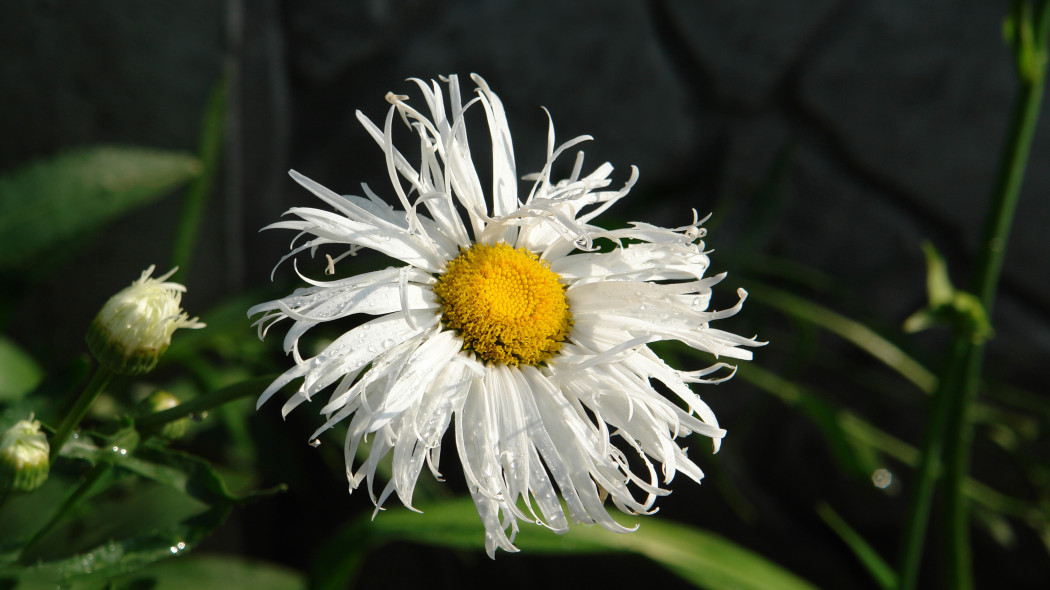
[4,0,1047,380]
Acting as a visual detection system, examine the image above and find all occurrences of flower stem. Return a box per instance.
[17,461,111,564]
[49,365,114,461]
[898,3,1050,589]
[136,375,277,434]
[169,75,227,280]
[896,337,966,590]
[941,3,1049,588]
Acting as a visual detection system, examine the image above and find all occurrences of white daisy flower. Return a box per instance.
[251,74,759,556]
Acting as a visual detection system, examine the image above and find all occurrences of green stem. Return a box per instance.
[49,366,114,461]
[17,462,112,564]
[897,337,966,590]
[168,75,228,279]
[941,3,1049,587]
[899,5,1049,588]
[136,375,277,434]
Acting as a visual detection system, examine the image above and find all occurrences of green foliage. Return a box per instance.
[0,338,42,403]
[313,497,817,590]
[902,242,992,343]
[0,146,199,271]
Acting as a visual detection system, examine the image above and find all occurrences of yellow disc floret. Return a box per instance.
[434,242,572,366]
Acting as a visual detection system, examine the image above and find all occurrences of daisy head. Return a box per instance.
[251,74,760,556]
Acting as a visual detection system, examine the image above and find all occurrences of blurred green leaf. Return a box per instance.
[739,280,938,393]
[0,336,42,402]
[735,364,880,479]
[123,445,284,506]
[6,506,230,588]
[0,146,200,270]
[816,502,898,590]
[60,433,284,507]
[737,364,1043,526]
[315,497,817,590]
[113,555,305,590]
[169,75,228,280]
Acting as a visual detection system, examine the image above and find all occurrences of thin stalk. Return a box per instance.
[897,3,1050,588]
[17,462,111,563]
[897,337,967,590]
[136,375,277,434]
[941,2,1050,587]
[49,366,114,461]
[168,75,228,279]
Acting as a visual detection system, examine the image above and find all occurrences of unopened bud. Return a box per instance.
[86,265,205,375]
[144,390,190,439]
[1,419,50,492]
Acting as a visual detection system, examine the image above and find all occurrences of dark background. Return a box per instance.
[2,1,1048,588]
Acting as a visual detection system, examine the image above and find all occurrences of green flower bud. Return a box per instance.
[86,266,205,375]
[1,418,50,492]
[144,390,190,439]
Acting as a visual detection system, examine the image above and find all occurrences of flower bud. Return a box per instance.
[86,265,205,375]
[1,418,50,492]
[143,390,190,439]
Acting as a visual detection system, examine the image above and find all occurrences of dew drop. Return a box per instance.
[382,338,395,349]
[871,468,893,489]
[309,438,321,448]
[367,345,378,353]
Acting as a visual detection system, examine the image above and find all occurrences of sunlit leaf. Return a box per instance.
[314,497,817,590]
[0,146,199,270]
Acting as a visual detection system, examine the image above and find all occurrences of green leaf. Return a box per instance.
[0,336,43,402]
[0,146,200,270]
[315,497,817,590]
[6,506,231,588]
[734,364,880,479]
[169,75,228,280]
[112,555,305,590]
[816,502,898,590]
[59,432,284,507]
[739,279,937,394]
[122,444,285,506]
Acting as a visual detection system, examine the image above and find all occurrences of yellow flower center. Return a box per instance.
[434,242,572,366]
